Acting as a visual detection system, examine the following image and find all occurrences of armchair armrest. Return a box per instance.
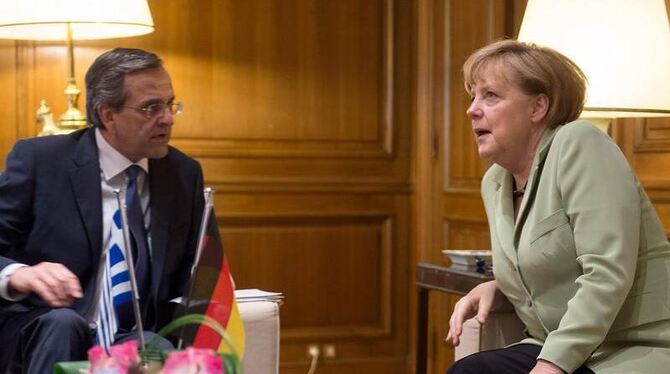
[454,312,525,361]
[238,300,281,374]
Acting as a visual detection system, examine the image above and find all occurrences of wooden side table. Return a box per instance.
[415,262,493,374]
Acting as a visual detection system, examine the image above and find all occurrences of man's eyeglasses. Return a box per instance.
[122,101,184,119]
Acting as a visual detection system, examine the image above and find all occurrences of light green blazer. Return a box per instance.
[482,120,670,373]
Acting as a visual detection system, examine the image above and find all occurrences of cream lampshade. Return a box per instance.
[518,0,670,128]
[0,0,154,134]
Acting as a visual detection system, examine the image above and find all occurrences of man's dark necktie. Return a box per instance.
[116,164,151,331]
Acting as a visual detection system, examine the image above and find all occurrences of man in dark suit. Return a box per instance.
[0,48,204,372]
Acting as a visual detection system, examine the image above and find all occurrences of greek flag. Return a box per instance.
[95,209,132,350]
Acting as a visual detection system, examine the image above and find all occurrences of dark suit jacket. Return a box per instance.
[0,128,204,331]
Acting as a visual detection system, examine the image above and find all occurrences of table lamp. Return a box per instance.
[0,0,154,134]
[518,0,670,133]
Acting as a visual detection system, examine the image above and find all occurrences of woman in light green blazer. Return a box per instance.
[446,40,670,374]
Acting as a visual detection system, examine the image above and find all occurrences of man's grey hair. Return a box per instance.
[85,48,163,128]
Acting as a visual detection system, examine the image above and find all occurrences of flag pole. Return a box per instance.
[191,188,215,277]
[178,187,214,349]
[114,189,146,351]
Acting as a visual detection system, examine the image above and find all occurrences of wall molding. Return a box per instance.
[218,213,394,340]
[633,118,670,153]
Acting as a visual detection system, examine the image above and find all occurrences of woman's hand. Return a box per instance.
[445,280,500,346]
[529,360,564,374]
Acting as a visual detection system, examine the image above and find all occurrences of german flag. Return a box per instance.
[183,198,245,358]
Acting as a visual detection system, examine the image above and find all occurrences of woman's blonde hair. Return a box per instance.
[463,39,587,128]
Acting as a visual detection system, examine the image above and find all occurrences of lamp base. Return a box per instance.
[57,76,88,131]
[59,107,88,130]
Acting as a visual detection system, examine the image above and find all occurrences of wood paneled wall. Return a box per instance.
[0,1,412,373]
[0,1,668,373]
[0,40,18,156]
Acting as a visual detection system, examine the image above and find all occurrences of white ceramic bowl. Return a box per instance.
[442,249,492,266]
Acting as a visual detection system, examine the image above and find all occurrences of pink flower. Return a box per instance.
[88,341,141,374]
[162,347,224,374]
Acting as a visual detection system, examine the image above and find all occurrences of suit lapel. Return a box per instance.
[513,126,559,246]
[69,129,103,266]
[491,170,518,265]
[148,157,175,299]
